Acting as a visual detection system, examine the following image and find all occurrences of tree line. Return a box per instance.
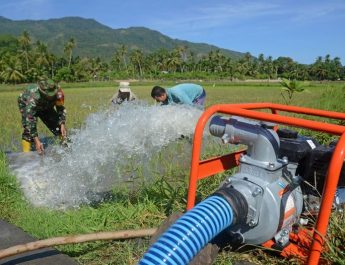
[0,31,344,84]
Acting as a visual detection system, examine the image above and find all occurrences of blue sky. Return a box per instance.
[0,0,344,64]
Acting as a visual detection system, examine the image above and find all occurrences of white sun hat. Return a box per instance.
[119,81,131,92]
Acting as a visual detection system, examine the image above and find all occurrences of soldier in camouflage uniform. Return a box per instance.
[18,79,67,154]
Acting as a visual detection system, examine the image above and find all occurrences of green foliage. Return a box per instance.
[0,152,26,220]
[279,78,306,104]
[0,34,19,55]
[56,66,75,82]
[0,81,345,264]
[323,211,345,264]
[0,55,26,83]
[0,17,243,61]
[1,22,345,83]
[141,177,187,215]
[0,17,344,84]
[317,85,345,113]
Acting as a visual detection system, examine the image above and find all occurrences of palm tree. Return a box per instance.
[89,58,103,80]
[156,48,170,72]
[265,56,275,79]
[331,57,342,80]
[111,50,122,71]
[176,45,188,72]
[71,57,91,81]
[18,30,31,71]
[119,44,128,73]
[234,52,254,77]
[144,53,159,74]
[214,50,227,73]
[324,54,331,64]
[64,38,76,69]
[257,53,265,75]
[47,53,57,79]
[187,51,197,72]
[224,57,234,79]
[274,57,291,75]
[35,41,49,68]
[167,50,181,73]
[0,56,25,83]
[130,49,144,76]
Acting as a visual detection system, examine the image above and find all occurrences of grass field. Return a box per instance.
[0,80,344,265]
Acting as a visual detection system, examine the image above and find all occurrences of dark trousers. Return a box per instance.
[193,89,206,107]
[21,109,61,141]
[38,109,61,136]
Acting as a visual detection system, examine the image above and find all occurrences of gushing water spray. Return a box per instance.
[9,102,203,209]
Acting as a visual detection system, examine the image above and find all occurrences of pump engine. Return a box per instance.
[139,104,345,265]
[209,115,345,248]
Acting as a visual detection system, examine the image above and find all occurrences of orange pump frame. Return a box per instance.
[186,103,345,265]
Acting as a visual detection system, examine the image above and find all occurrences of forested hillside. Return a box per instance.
[0,16,244,60]
[0,16,343,83]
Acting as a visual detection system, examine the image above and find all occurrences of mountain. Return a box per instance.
[0,16,245,60]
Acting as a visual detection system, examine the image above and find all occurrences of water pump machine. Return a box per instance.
[139,103,345,265]
[208,115,304,247]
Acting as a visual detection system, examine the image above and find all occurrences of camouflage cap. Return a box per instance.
[38,79,58,97]
[47,79,55,87]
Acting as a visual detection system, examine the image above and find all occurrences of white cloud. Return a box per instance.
[290,2,345,22]
[148,0,345,35]
[147,1,284,35]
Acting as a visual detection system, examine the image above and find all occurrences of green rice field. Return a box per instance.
[0,80,344,265]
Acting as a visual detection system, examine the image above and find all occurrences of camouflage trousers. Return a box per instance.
[19,107,62,142]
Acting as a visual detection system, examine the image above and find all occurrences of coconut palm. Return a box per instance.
[166,50,181,73]
[331,57,342,80]
[0,56,25,83]
[64,38,76,69]
[186,51,197,72]
[47,53,57,79]
[176,45,188,72]
[35,41,49,67]
[119,44,128,73]
[130,49,144,76]
[111,50,122,72]
[265,56,276,79]
[72,57,90,81]
[89,58,103,80]
[18,30,31,71]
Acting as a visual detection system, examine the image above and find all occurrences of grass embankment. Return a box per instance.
[0,81,344,264]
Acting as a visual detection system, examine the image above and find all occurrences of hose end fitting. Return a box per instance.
[213,186,248,225]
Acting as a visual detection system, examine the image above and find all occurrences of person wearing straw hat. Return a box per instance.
[17,79,67,154]
[110,81,137,105]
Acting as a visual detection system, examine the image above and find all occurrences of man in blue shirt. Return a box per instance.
[151,83,206,109]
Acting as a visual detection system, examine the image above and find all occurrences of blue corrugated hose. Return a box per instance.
[138,196,234,265]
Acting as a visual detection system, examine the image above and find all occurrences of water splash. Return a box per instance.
[8,102,203,209]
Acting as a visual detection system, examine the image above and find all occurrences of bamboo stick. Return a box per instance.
[0,228,157,259]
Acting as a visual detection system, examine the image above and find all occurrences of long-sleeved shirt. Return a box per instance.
[18,84,66,139]
[165,83,204,106]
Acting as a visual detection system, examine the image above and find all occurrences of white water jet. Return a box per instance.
[8,102,203,209]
